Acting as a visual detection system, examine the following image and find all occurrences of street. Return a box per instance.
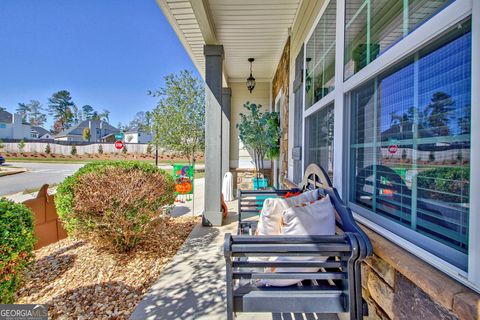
[0,162,84,196]
[0,162,206,217]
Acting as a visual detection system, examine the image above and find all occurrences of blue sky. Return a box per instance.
[0,0,198,130]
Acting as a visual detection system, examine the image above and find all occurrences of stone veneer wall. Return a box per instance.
[232,169,272,195]
[271,37,290,185]
[360,227,479,320]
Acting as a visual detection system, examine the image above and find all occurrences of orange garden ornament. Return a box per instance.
[173,164,194,203]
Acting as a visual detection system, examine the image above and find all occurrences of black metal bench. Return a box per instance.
[224,164,373,319]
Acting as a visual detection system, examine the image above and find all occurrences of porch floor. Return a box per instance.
[130,200,340,320]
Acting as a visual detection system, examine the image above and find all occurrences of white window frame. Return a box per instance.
[302,0,337,176]
[298,0,479,292]
[273,90,283,188]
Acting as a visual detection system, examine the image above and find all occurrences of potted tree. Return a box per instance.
[237,102,281,189]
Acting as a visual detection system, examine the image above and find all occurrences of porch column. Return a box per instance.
[222,87,231,177]
[203,45,224,226]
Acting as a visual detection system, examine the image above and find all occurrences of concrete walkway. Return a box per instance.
[170,178,205,217]
[131,199,340,320]
[130,204,237,320]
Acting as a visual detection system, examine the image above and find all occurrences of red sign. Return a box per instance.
[388,145,398,154]
[114,140,124,150]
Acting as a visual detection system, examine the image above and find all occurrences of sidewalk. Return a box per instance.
[130,201,237,320]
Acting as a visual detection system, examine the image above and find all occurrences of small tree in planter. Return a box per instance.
[237,102,281,188]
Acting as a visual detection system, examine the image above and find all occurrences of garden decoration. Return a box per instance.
[173,164,194,204]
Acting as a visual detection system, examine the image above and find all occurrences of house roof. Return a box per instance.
[125,126,143,133]
[55,120,119,138]
[156,0,301,83]
[0,110,12,123]
[31,126,51,136]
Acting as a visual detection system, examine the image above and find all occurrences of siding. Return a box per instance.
[229,81,270,169]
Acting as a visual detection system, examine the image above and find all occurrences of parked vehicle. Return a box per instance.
[0,155,5,165]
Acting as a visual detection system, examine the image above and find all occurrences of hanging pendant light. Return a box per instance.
[246,58,256,93]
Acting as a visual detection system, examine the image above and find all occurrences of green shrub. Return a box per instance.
[56,161,176,252]
[122,144,128,154]
[98,144,103,154]
[0,199,36,303]
[417,167,470,203]
[146,144,153,155]
[45,143,51,154]
[70,145,77,156]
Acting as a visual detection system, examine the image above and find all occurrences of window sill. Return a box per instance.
[283,178,297,189]
[360,224,480,317]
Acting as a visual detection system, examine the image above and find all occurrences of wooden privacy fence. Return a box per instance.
[23,184,67,249]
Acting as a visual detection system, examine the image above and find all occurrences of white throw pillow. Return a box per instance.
[256,197,290,236]
[256,189,319,236]
[261,195,336,287]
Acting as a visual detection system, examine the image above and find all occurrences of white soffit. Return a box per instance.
[156,0,207,79]
[157,0,301,83]
[209,0,300,82]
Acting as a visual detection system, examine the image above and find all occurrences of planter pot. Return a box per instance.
[253,178,269,190]
[253,178,269,207]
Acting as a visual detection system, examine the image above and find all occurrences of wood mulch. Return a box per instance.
[16,216,199,320]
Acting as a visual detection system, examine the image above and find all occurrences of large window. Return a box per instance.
[305,103,335,179]
[344,0,454,80]
[349,19,471,269]
[305,0,336,109]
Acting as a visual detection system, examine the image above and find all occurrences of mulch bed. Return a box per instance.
[16,216,199,319]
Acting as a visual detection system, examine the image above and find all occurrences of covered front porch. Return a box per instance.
[148,0,480,319]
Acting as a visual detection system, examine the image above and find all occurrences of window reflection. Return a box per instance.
[350,19,471,259]
[306,103,335,180]
[344,0,453,80]
[305,0,336,109]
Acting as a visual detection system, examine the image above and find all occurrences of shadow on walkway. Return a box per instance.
[131,204,340,320]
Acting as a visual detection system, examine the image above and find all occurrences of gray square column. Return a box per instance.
[221,87,231,177]
[203,45,224,226]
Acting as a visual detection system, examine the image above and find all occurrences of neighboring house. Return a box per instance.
[0,111,32,140]
[54,120,119,143]
[159,0,480,316]
[30,126,54,140]
[124,127,152,144]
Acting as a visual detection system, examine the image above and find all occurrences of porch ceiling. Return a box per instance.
[157,0,301,83]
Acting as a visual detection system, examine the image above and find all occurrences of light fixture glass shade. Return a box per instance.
[246,74,256,93]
